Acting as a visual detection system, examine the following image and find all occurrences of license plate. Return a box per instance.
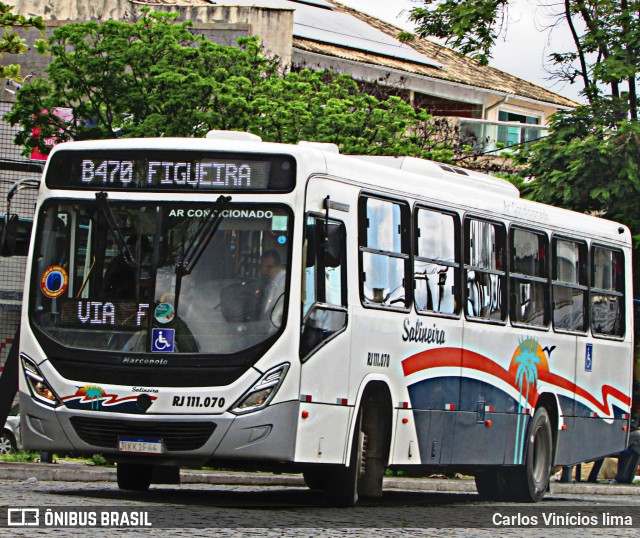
[118,437,164,454]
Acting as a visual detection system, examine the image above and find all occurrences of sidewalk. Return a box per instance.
[0,461,638,496]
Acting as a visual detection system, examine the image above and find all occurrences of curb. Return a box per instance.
[1,462,639,496]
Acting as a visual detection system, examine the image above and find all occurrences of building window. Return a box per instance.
[497,110,542,146]
[414,93,483,119]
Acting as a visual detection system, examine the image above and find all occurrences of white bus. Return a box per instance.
[10,132,633,505]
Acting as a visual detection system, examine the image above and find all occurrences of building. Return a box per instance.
[290,1,578,152]
[6,0,576,153]
[0,0,577,370]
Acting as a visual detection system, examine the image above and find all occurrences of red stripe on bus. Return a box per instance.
[402,347,631,415]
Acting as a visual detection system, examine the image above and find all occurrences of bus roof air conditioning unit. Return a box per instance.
[298,141,340,154]
[205,130,262,142]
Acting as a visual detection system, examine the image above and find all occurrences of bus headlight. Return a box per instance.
[231,363,289,415]
[21,355,61,408]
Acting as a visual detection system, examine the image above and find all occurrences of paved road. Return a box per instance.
[0,464,638,536]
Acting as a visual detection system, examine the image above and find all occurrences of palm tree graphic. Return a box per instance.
[83,386,105,411]
[513,337,541,464]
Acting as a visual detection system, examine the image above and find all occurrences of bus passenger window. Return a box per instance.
[359,196,410,309]
[414,208,459,315]
[552,238,587,332]
[464,218,506,321]
[591,246,625,337]
[510,228,549,327]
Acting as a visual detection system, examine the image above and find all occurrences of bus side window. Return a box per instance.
[591,246,625,337]
[414,207,459,315]
[510,227,549,327]
[464,218,506,321]
[552,237,587,333]
[300,216,347,360]
[359,196,410,308]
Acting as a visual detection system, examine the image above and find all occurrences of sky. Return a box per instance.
[335,0,584,103]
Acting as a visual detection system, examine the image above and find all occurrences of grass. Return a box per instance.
[0,451,113,466]
[0,450,40,463]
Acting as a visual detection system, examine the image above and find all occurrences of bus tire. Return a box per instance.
[509,406,553,502]
[324,392,390,506]
[116,463,153,491]
[358,397,387,499]
[324,411,364,507]
[474,468,510,501]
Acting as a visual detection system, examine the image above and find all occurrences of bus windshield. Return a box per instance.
[30,200,291,355]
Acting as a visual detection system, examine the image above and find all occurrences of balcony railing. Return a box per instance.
[457,118,549,153]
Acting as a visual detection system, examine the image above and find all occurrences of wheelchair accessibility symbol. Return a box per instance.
[152,328,175,353]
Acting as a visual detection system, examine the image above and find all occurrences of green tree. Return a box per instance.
[410,1,640,220]
[0,2,44,80]
[4,9,459,162]
[409,0,508,66]
[248,69,427,156]
[408,0,640,120]
[519,108,640,244]
[409,1,640,297]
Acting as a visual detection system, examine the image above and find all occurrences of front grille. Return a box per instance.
[70,417,216,451]
[50,358,247,387]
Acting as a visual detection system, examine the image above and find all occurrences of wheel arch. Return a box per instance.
[535,391,560,465]
[348,378,394,464]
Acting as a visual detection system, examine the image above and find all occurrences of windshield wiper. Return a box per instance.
[175,195,231,276]
[174,195,231,315]
[95,191,135,267]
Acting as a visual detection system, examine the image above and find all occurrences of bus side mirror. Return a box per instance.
[1,214,18,256]
[1,214,31,257]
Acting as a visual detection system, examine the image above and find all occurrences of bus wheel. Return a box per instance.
[116,463,153,491]
[358,396,387,499]
[510,406,553,502]
[325,411,365,507]
[325,395,389,506]
[474,468,510,500]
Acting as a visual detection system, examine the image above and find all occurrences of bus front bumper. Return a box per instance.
[19,393,299,464]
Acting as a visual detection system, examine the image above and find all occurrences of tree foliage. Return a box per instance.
[410,1,640,289]
[4,9,471,163]
[0,2,44,80]
[409,0,509,65]
[411,2,640,219]
[409,0,640,120]
[518,109,640,245]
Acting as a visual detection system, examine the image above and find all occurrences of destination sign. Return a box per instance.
[59,299,150,330]
[81,159,263,188]
[45,150,296,192]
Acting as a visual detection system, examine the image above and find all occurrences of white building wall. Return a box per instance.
[11,0,294,66]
